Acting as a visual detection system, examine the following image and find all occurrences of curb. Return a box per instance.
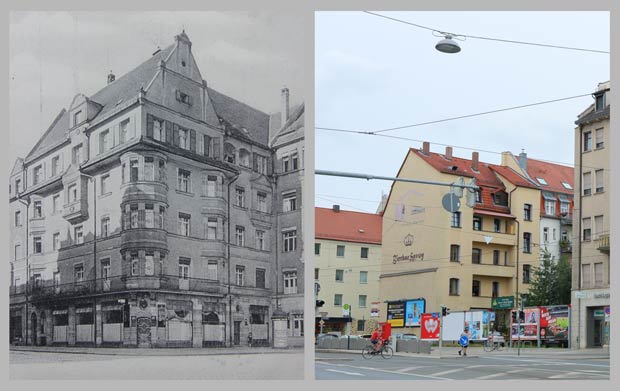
[10,347,303,357]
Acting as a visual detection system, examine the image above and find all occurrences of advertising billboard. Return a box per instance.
[404,299,425,327]
[386,301,405,327]
[540,305,569,346]
[420,313,440,340]
[511,307,540,340]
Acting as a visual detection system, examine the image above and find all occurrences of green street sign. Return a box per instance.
[343,304,350,310]
[491,296,514,310]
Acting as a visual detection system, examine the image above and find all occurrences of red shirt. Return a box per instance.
[371,330,381,340]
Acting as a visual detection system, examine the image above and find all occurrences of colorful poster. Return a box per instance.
[465,311,483,340]
[511,307,540,340]
[511,324,538,340]
[404,299,425,327]
[540,305,569,343]
[387,301,405,327]
[420,313,440,340]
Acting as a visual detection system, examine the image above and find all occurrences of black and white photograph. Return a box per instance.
[8,11,305,380]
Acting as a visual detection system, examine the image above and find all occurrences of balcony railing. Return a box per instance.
[597,234,610,254]
[22,274,226,301]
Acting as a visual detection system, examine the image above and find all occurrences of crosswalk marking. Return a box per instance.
[396,366,423,372]
[325,369,365,377]
[475,368,526,380]
[430,368,465,377]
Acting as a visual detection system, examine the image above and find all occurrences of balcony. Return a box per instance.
[471,264,514,278]
[120,228,168,252]
[471,229,516,247]
[597,234,610,254]
[250,209,273,227]
[63,198,89,223]
[200,197,227,216]
[120,181,168,205]
[25,274,226,302]
[560,213,573,225]
[560,240,572,254]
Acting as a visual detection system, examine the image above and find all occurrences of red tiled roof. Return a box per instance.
[489,164,538,189]
[523,157,574,195]
[315,207,382,244]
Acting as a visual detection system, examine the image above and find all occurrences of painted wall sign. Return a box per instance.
[404,234,413,246]
[392,252,425,264]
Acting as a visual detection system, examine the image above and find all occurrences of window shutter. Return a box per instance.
[173,124,180,146]
[213,138,220,159]
[190,129,196,153]
[165,121,173,144]
[204,135,211,157]
[146,114,154,139]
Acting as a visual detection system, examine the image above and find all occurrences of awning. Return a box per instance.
[473,209,515,219]
[542,192,556,201]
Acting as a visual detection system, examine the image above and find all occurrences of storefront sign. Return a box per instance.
[420,313,440,340]
[594,292,610,299]
[594,309,605,318]
[491,296,514,310]
[387,301,405,327]
[392,252,425,263]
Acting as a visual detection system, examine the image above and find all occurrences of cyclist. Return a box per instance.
[370,327,384,353]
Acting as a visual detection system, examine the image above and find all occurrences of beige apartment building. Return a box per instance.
[379,143,551,336]
[315,206,382,335]
[571,81,610,348]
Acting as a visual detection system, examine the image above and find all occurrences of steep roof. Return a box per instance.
[25,109,69,163]
[208,87,270,146]
[10,158,24,176]
[315,207,382,245]
[521,157,574,195]
[270,103,304,147]
[489,164,538,189]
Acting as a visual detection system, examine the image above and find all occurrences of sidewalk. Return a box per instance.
[316,346,609,360]
[10,345,303,357]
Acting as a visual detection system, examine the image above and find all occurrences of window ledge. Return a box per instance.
[175,190,195,197]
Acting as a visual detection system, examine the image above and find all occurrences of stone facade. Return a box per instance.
[9,32,304,348]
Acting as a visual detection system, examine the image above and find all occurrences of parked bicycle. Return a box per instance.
[362,340,394,359]
[484,334,505,352]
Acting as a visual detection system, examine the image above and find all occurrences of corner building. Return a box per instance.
[9,32,304,348]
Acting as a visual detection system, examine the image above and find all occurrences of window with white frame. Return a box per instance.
[583,172,592,196]
[545,199,556,215]
[283,230,296,252]
[582,217,591,241]
[284,271,297,294]
[235,226,245,247]
[53,233,60,251]
[74,225,83,244]
[145,204,154,228]
[257,192,267,212]
[33,236,42,254]
[99,130,110,154]
[51,156,60,176]
[101,216,110,237]
[206,260,218,280]
[33,200,43,218]
[255,154,267,174]
[283,191,296,212]
[101,173,110,195]
[179,128,189,150]
[177,168,191,192]
[101,259,111,280]
[451,211,461,228]
[595,169,604,193]
[74,264,84,282]
[560,202,569,215]
[178,213,191,236]
[256,230,266,250]
[234,187,245,208]
[153,118,164,141]
[206,175,217,197]
[235,265,245,286]
[293,314,303,336]
[583,131,592,152]
[72,144,82,164]
[145,252,154,276]
[144,157,154,181]
[178,258,190,280]
[449,278,460,296]
[206,217,217,240]
[14,211,21,226]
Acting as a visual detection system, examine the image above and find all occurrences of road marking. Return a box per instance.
[479,356,609,368]
[549,371,583,379]
[396,366,424,372]
[430,368,466,377]
[324,369,365,377]
[475,369,526,380]
[321,363,452,380]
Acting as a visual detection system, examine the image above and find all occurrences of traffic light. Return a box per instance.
[441,306,450,317]
[316,300,325,307]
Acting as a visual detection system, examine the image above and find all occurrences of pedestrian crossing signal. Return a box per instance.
[442,306,450,316]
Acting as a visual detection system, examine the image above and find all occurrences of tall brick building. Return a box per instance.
[9,31,304,348]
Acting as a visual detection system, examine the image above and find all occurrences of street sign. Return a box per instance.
[318,320,325,326]
[491,296,514,310]
[594,309,605,318]
[343,304,351,317]
[441,193,461,213]
[575,291,587,299]
[459,335,469,346]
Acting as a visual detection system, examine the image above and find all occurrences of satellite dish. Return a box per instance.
[453,178,465,198]
[442,193,461,213]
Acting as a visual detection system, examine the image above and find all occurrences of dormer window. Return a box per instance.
[595,93,605,112]
[73,110,83,127]
[493,191,508,206]
[536,177,548,186]
[176,90,191,105]
[561,182,573,190]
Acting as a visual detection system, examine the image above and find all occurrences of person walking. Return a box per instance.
[458,327,471,356]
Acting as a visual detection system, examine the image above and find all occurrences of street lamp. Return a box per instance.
[435,35,461,54]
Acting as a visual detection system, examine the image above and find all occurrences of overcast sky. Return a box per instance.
[9,11,305,166]
[315,11,609,213]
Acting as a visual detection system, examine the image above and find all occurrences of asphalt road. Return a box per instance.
[316,351,610,380]
[10,350,304,380]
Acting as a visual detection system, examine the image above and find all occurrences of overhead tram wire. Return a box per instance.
[362,11,610,55]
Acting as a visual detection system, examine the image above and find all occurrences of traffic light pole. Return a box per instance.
[439,307,444,353]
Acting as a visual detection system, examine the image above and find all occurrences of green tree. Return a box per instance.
[555,255,572,304]
[526,249,572,306]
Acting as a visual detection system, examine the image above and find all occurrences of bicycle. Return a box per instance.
[483,335,505,352]
[362,340,394,359]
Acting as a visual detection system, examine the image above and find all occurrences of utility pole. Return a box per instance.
[316,170,479,190]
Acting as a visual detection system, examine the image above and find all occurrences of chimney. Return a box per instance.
[471,152,479,171]
[519,149,527,171]
[422,141,430,155]
[445,146,453,160]
[333,205,340,212]
[281,87,290,126]
[107,71,115,84]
